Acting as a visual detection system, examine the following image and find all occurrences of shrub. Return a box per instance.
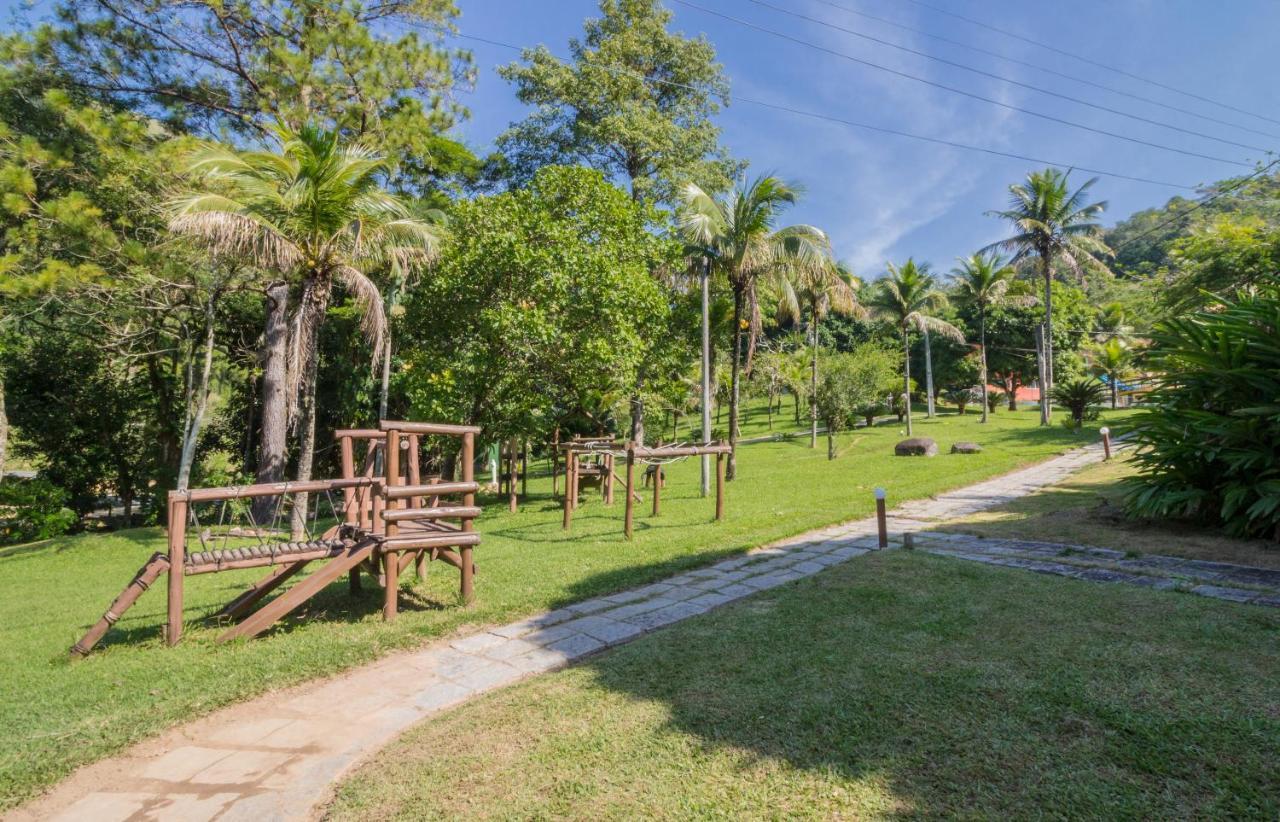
[987,390,1005,412]
[1050,378,1107,428]
[816,346,900,459]
[1123,289,1280,540]
[0,478,78,545]
[943,386,981,415]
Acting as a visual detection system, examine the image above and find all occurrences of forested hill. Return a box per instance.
[1105,169,1280,278]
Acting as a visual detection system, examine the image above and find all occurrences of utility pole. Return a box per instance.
[700,254,712,497]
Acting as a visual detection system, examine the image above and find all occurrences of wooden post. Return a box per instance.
[651,461,662,517]
[875,487,888,549]
[625,443,636,540]
[604,453,615,505]
[166,496,186,645]
[562,450,575,530]
[568,449,579,511]
[383,427,401,621]
[1100,426,1112,460]
[715,449,725,521]
[339,435,356,520]
[460,431,476,603]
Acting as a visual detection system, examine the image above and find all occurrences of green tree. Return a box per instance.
[868,258,963,437]
[1163,216,1280,309]
[987,168,1110,424]
[168,125,442,533]
[497,0,738,207]
[679,175,828,478]
[776,258,863,447]
[38,0,475,191]
[815,344,899,459]
[400,166,674,450]
[952,251,1029,423]
[1092,337,1135,410]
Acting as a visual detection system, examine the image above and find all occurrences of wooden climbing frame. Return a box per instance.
[560,440,731,537]
[71,420,480,656]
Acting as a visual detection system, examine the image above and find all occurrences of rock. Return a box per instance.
[951,442,982,454]
[894,437,938,457]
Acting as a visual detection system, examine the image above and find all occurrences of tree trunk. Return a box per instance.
[1112,377,1119,410]
[979,309,990,424]
[254,282,290,522]
[630,387,645,447]
[1040,250,1055,423]
[1007,375,1020,411]
[290,276,332,540]
[378,335,392,421]
[923,327,936,418]
[727,286,744,480]
[809,308,819,448]
[1035,324,1050,427]
[827,428,836,460]
[176,294,218,491]
[903,328,913,436]
[0,374,7,483]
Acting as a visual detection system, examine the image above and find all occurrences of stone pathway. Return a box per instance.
[909,531,1280,607]
[22,439,1261,822]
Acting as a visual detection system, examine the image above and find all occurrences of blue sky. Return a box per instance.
[452,0,1280,277]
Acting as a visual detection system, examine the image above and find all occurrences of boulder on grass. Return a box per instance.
[895,437,938,457]
[951,442,982,454]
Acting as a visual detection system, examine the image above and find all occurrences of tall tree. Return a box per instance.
[498,0,738,207]
[679,175,828,479]
[168,125,442,534]
[776,258,863,447]
[987,168,1110,424]
[868,258,963,437]
[952,251,1027,424]
[499,0,739,446]
[39,0,475,191]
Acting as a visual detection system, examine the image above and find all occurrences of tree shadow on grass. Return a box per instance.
[560,554,1277,818]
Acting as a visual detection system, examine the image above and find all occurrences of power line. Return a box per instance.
[454,32,1196,189]
[748,0,1274,155]
[1109,158,1280,253]
[668,0,1255,168]
[808,0,1280,143]
[897,0,1280,128]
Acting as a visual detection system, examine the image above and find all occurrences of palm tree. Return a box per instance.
[1093,337,1134,409]
[169,125,443,532]
[679,175,828,479]
[986,168,1110,424]
[777,257,864,447]
[952,251,1029,424]
[868,258,963,436]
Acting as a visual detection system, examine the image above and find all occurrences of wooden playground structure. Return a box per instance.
[71,420,481,656]
[561,440,731,538]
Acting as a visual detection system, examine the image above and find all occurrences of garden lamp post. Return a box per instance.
[875,486,888,548]
[1100,426,1112,461]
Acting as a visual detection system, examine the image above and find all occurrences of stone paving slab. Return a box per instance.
[909,531,1280,608]
[20,439,1149,822]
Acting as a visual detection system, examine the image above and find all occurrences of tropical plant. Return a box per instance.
[987,390,1006,413]
[868,259,963,436]
[952,251,1028,423]
[776,257,864,447]
[1049,378,1107,428]
[168,125,443,533]
[943,387,981,416]
[987,168,1110,424]
[679,175,828,478]
[1124,289,1280,540]
[1092,337,1135,410]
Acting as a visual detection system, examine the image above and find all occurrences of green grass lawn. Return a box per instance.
[0,404,1131,810]
[328,551,1280,820]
